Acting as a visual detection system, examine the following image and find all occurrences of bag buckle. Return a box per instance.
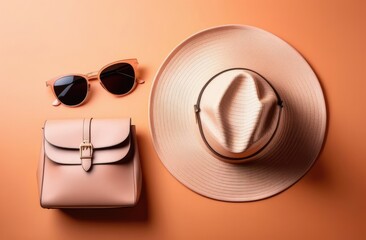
[80,141,93,171]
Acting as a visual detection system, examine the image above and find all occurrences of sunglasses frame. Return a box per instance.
[46,59,141,107]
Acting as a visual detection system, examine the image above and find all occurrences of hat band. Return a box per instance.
[194,68,284,163]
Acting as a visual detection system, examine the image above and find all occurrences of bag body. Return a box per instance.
[37,118,141,208]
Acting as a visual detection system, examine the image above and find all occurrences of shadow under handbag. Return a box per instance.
[37,118,142,208]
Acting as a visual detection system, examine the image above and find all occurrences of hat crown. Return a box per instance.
[198,69,281,161]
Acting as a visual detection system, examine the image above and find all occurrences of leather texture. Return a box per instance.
[38,118,142,208]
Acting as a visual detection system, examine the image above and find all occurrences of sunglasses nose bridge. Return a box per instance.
[86,71,99,80]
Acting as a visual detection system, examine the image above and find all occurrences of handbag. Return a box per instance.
[37,118,142,208]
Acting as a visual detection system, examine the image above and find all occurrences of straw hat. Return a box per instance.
[149,25,326,202]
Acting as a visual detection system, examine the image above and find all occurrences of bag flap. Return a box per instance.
[43,118,132,165]
[44,118,131,149]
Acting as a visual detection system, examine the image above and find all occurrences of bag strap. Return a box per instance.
[80,118,93,171]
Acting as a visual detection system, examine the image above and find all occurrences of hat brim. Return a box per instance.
[149,25,326,201]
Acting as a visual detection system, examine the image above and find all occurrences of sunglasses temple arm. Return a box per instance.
[52,98,61,106]
[46,82,61,106]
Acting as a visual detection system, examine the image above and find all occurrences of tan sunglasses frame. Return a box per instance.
[46,59,144,107]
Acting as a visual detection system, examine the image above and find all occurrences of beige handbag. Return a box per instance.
[37,118,141,208]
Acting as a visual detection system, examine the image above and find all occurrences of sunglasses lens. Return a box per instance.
[53,76,88,106]
[100,63,135,95]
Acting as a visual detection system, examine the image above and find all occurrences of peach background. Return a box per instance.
[0,0,365,239]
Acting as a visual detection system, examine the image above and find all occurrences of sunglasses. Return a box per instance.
[46,59,144,107]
